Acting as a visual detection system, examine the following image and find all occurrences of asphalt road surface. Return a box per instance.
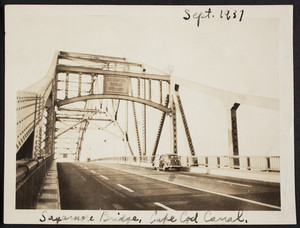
[57,162,280,211]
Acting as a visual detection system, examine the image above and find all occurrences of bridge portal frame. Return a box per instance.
[16,51,197,162]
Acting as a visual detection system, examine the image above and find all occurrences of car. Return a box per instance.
[153,154,182,171]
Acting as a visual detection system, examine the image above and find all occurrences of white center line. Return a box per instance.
[117,184,134,193]
[99,164,280,210]
[83,167,88,170]
[78,173,87,182]
[113,204,124,210]
[217,180,252,188]
[178,174,196,179]
[154,202,175,211]
[100,175,109,180]
[90,170,96,174]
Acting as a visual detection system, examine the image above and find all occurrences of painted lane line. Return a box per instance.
[100,175,109,180]
[178,174,196,179]
[99,164,280,210]
[83,167,88,170]
[217,180,252,188]
[90,170,96,174]
[117,184,134,193]
[154,202,175,211]
[113,204,124,210]
[78,173,87,182]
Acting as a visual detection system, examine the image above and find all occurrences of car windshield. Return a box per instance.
[168,155,178,159]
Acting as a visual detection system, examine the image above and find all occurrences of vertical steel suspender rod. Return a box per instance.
[78,73,82,96]
[159,80,162,105]
[148,79,152,101]
[171,98,178,154]
[65,72,69,99]
[137,78,141,98]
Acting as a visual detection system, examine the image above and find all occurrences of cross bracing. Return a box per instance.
[16,51,279,163]
[16,51,187,161]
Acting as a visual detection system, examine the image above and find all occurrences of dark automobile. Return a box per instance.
[153,154,182,171]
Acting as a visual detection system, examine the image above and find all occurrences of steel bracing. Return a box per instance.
[15,51,281,210]
[16,51,279,163]
[17,51,193,162]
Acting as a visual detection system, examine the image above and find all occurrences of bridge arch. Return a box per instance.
[57,94,170,113]
[15,51,281,210]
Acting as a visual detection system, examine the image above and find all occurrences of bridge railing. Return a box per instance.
[16,154,54,209]
[96,155,280,172]
[195,155,280,171]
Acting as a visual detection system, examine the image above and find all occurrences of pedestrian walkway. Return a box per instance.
[36,161,61,209]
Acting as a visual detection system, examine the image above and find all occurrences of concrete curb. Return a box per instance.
[36,161,61,209]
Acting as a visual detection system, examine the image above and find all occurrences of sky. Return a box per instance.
[6,5,291,160]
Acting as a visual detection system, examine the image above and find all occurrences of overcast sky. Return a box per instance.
[6,5,280,97]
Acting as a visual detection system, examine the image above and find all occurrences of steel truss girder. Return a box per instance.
[59,51,127,61]
[57,65,170,81]
[59,54,143,68]
[58,107,106,114]
[57,116,111,121]
[129,81,142,158]
[171,98,178,154]
[131,100,142,157]
[57,94,170,113]
[55,118,87,138]
[174,85,195,156]
[76,120,89,161]
[152,95,170,160]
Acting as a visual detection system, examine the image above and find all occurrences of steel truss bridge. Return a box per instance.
[15,51,280,209]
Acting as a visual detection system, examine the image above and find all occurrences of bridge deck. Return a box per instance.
[54,161,280,211]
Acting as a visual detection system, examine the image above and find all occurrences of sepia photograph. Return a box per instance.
[4,4,295,224]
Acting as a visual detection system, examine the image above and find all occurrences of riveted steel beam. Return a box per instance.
[59,51,126,61]
[152,95,170,161]
[59,55,143,68]
[230,103,240,168]
[57,65,170,81]
[57,94,170,113]
[57,116,111,121]
[76,120,89,161]
[174,84,195,156]
[57,107,106,113]
[55,119,86,138]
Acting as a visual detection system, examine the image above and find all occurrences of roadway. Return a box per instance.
[57,162,280,211]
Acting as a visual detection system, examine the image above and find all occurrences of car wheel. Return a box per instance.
[162,163,167,171]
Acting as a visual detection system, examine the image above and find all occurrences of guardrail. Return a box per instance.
[96,155,280,172]
[16,154,54,209]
